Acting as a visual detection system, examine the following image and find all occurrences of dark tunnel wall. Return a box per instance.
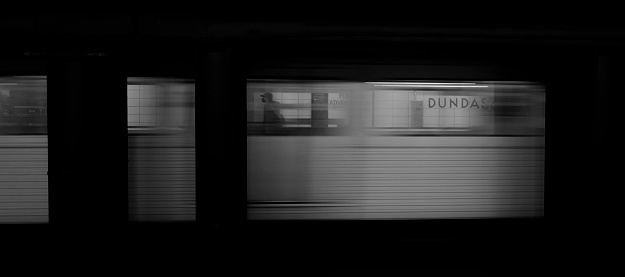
[1,13,624,275]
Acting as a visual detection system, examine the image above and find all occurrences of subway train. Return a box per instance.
[0,64,546,224]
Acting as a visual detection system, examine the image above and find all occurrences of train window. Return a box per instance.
[0,76,48,223]
[127,77,195,222]
[0,76,47,135]
[247,79,544,220]
[247,80,544,136]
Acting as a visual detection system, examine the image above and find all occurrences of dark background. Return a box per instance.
[1,10,623,275]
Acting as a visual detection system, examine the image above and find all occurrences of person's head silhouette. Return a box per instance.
[261,92,273,103]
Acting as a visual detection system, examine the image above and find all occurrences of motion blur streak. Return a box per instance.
[127,77,195,222]
[0,76,48,223]
[247,80,544,220]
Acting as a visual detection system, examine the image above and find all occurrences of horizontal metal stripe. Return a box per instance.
[327,145,545,149]
[128,195,195,203]
[0,171,48,175]
[311,156,543,161]
[312,183,544,187]
[129,184,195,188]
[0,205,47,208]
[0,146,48,149]
[129,149,195,152]
[248,215,538,220]
[128,159,195,162]
[129,193,195,197]
[0,190,48,195]
[0,190,48,193]
[128,187,195,191]
[313,163,543,168]
[312,177,541,180]
[300,200,541,204]
[0,208,47,211]
[129,180,195,184]
[129,192,195,195]
[129,213,195,216]
[0,215,48,218]
[128,163,195,167]
[314,163,542,166]
[0,180,48,183]
[128,184,195,188]
[129,208,194,215]
[0,150,48,153]
[312,150,544,154]
[311,153,544,156]
[0,182,48,186]
[313,169,542,173]
[249,208,540,214]
[0,213,48,217]
[313,179,542,184]
[0,157,48,160]
[248,203,538,207]
[129,212,195,215]
[128,154,194,157]
[0,199,47,203]
[129,207,195,211]
[314,199,539,204]
[129,198,195,202]
[129,169,195,174]
[313,163,543,167]
[313,190,540,196]
[312,187,543,191]
[313,177,544,180]
[128,147,195,151]
[129,173,194,177]
[130,204,195,208]
[129,215,195,218]
[250,211,539,216]
[0,145,47,148]
[310,149,544,152]
[128,149,195,152]
[313,179,541,182]
[0,165,48,168]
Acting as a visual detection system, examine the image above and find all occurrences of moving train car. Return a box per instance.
[247,79,545,220]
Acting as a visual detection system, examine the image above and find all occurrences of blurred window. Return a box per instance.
[127,77,195,222]
[247,80,544,136]
[0,76,47,135]
[0,76,48,223]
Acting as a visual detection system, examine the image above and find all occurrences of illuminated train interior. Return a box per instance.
[1,13,625,275]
